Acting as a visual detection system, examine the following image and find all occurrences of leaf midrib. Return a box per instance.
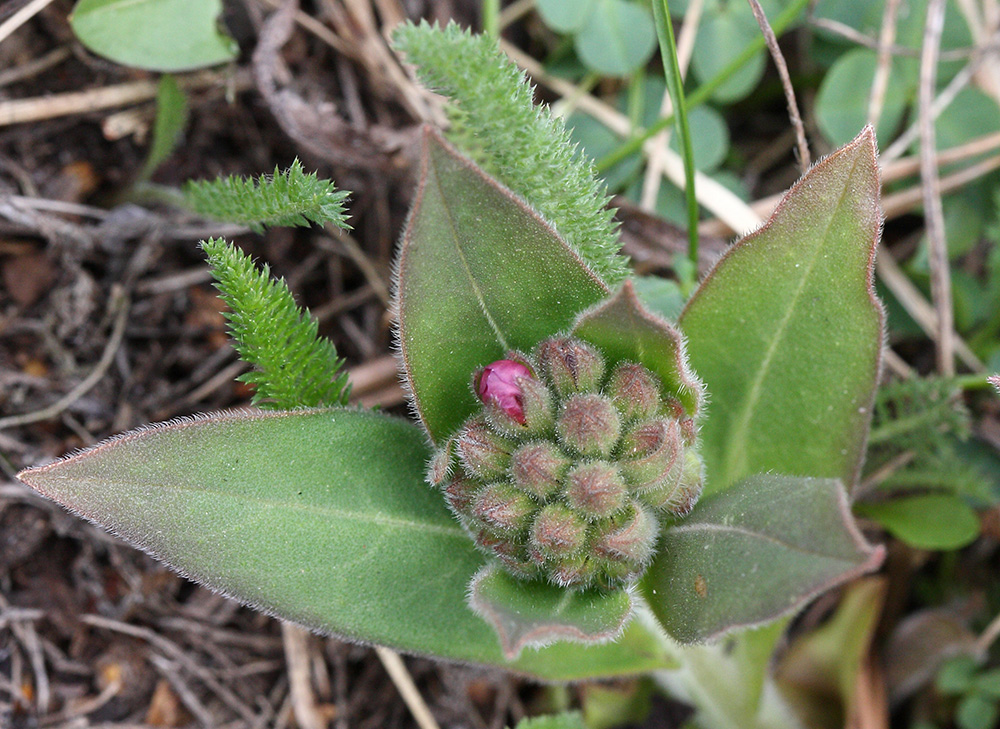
[667,521,862,563]
[68,476,467,539]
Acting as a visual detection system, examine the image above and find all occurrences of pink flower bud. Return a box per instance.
[476,359,534,426]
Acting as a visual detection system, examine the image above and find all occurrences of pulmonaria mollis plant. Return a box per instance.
[433,337,704,590]
[19,21,885,679]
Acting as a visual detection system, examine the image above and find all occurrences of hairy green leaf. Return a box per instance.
[469,565,633,660]
[396,130,609,442]
[71,0,237,72]
[185,160,350,234]
[640,474,884,643]
[680,127,884,493]
[573,280,704,419]
[18,409,671,679]
[202,238,349,409]
[393,21,627,283]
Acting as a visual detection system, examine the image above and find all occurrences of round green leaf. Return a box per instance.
[856,493,980,550]
[815,49,911,147]
[574,0,657,77]
[669,105,730,172]
[691,7,766,103]
[537,0,599,32]
[71,0,238,72]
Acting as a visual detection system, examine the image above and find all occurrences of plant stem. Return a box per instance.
[652,0,699,283]
[596,0,810,173]
[482,0,500,37]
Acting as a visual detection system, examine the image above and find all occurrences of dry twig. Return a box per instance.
[747,0,810,170]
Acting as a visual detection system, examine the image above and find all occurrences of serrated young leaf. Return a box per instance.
[185,160,350,233]
[201,238,349,409]
[393,21,627,284]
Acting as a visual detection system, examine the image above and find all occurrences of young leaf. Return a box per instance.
[469,565,633,660]
[680,127,884,494]
[71,0,237,72]
[574,0,657,77]
[640,473,885,643]
[17,409,672,680]
[515,712,587,729]
[393,22,627,284]
[573,279,704,419]
[396,130,609,442]
[185,160,350,234]
[202,238,349,409]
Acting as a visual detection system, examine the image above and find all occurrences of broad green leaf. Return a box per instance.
[856,493,980,550]
[815,49,912,147]
[469,565,632,659]
[640,474,884,643]
[680,128,884,494]
[396,129,609,443]
[140,75,188,179]
[574,0,657,77]
[71,0,238,72]
[18,409,668,680]
[537,0,599,32]
[958,695,1000,729]
[573,280,704,418]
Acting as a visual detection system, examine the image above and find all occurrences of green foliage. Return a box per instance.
[867,377,993,503]
[937,656,1000,729]
[201,238,349,410]
[185,160,351,234]
[140,75,189,180]
[514,712,587,729]
[393,21,627,284]
[70,0,237,72]
[537,0,657,77]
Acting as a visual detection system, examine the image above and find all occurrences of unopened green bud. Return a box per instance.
[474,529,539,579]
[442,472,479,518]
[427,437,455,487]
[644,449,703,515]
[557,394,621,458]
[531,504,588,559]
[510,440,570,498]
[606,362,661,422]
[566,461,627,519]
[549,554,598,588]
[620,419,683,494]
[593,504,657,565]
[456,416,512,480]
[473,482,536,533]
[536,337,605,397]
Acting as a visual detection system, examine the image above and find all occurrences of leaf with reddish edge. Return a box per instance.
[396,128,609,444]
[679,127,884,495]
[572,280,704,419]
[17,408,672,680]
[640,473,885,644]
[469,565,634,660]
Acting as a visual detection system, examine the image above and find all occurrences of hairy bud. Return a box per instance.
[457,417,512,480]
[431,335,704,591]
[472,482,536,534]
[510,441,569,498]
[557,394,621,458]
[537,337,605,397]
[566,461,627,519]
[531,504,588,559]
[607,362,661,422]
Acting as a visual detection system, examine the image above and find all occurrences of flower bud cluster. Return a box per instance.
[429,336,704,591]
